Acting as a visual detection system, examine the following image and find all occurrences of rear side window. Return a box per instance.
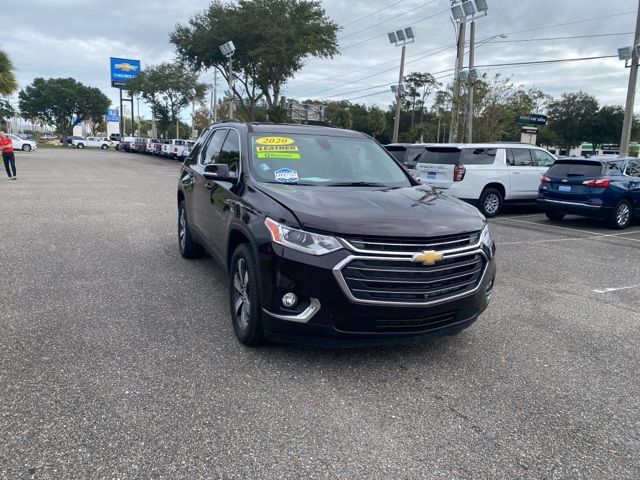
[625,160,640,177]
[461,148,497,165]
[418,148,462,165]
[201,129,227,165]
[547,161,603,177]
[508,148,534,166]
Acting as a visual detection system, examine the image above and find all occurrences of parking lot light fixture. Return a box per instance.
[219,41,236,119]
[618,46,633,61]
[388,26,414,142]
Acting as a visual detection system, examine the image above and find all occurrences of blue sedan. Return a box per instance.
[537,157,640,229]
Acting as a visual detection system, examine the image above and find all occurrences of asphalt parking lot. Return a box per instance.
[1,148,639,479]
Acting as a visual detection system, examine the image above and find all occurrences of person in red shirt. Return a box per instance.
[0,131,17,180]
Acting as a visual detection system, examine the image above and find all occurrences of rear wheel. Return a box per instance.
[545,212,565,221]
[178,200,203,258]
[479,188,503,217]
[229,245,264,346]
[101,144,108,149]
[76,143,84,149]
[22,144,31,152]
[608,200,632,230]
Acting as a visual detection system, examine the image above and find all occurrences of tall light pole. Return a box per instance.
[219,41,236,119]
[388,27,415,143]
[619,2,640,156]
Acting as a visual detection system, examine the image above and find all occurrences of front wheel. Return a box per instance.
[608,200,632,230]
[545,212,565,221]
[22,144,32,152]
[101,144,108,149]
[229,245,264,346]
[479,188,503,217]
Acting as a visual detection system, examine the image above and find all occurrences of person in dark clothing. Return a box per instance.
[0,131,17,180]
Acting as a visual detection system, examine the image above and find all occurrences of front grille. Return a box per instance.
[337,310,459,333]
[340,253,485,304]
[344,232,480,254]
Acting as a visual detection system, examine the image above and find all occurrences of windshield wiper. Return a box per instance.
[326,181,387,187]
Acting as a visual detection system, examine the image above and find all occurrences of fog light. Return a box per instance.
[485,279,495,299]
[281,292,298,308]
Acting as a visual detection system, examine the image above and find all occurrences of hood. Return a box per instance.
[256,183,486,238]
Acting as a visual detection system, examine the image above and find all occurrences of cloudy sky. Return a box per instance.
[2,0,638,120]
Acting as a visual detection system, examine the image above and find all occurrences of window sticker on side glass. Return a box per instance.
[274,168,299,183]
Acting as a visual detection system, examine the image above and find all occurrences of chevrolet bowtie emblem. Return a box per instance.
[411,250,443,266]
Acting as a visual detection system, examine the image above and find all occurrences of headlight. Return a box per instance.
[480,224,495,257]
[264,218,342,255]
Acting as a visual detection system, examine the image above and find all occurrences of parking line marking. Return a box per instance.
[497,230,640,245]
[593,285,640,294]
[491,217,603,236]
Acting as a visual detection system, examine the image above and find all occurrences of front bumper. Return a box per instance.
[259,242,496,345]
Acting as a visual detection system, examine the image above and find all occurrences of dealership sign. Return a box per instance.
[110,57,141,88]
[105,108,120,122]
[515,113,548,126]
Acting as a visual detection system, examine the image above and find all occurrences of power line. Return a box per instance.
[341,8,450,50]
[341,0,409,28]
[503,10,635,36]
[338,0,439,41]
[486,31,635,44]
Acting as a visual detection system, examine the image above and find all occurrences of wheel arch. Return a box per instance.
[482,182,506,199]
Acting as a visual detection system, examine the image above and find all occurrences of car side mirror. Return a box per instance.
[407,168,421,183]
[203,163,237,182]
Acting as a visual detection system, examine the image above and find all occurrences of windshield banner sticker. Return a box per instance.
[256,143,300,159]
[256,136,295,145]
[274,168,299,183]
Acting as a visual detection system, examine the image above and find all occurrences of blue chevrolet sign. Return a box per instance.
[110,57,140,88]
[105,108,120,122]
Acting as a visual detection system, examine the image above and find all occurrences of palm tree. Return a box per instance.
[0,50,18,95]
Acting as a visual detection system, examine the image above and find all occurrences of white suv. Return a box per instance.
[7,134,37,152]
[73,137,111,149]
[414,143,557,217]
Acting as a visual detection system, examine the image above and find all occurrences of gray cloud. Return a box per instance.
[1,0,637,118]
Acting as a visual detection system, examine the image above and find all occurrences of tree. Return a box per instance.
[0,50,18,95]
[126,62,206,137]
[0,99,14,130]
[18,78,110,146]
[368,106,386,139]
[404,72,438,128]
[588,105,625,152]
[171,0,339,121]
[333,109,353,129]
[547,91,599,153]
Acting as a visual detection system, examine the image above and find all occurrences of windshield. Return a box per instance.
[249,134,411,187]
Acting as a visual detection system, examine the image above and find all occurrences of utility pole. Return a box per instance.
[228,58,235,119]
[466,19,476,143]
[450,21,466,142]
[620,2,640,156]
[392,45,406,143]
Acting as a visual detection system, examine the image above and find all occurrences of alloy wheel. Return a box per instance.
[484,194,500,215]
[178,207,186,252]
[233,258,251,329]
[617,203,631,227]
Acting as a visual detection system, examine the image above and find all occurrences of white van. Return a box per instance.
[413,143,557,217]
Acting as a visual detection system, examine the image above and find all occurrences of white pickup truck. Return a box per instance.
[161,139,188,160]
[72,137,111,149]
[412,143,557,217]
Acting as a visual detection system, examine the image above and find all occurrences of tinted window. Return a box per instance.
[384,147,406,162]
[626,160,640,177]
[201,129,227,165]
[218,130,240,177]
[406,146,426,165]
[547,161,604,177]
[534,150,556,167]
[185,135,206,166]
[418,148,461,165]
[509,149,534,166]
[461,148,497,165]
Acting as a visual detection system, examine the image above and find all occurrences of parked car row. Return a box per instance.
[383,142,640,229]
[115,136,195,161]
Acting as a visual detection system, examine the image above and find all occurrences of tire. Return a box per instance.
[479,188,503,218]
[101,144,108,149]
[607,200,632,230]
[22,144,31,152]
[229,244,264,346]
[178,200,203,258]
[545,212,565,221]
[76,143,84,149]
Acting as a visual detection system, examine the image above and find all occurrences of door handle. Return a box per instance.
[513,172,521,175]
[204,182,215,190]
